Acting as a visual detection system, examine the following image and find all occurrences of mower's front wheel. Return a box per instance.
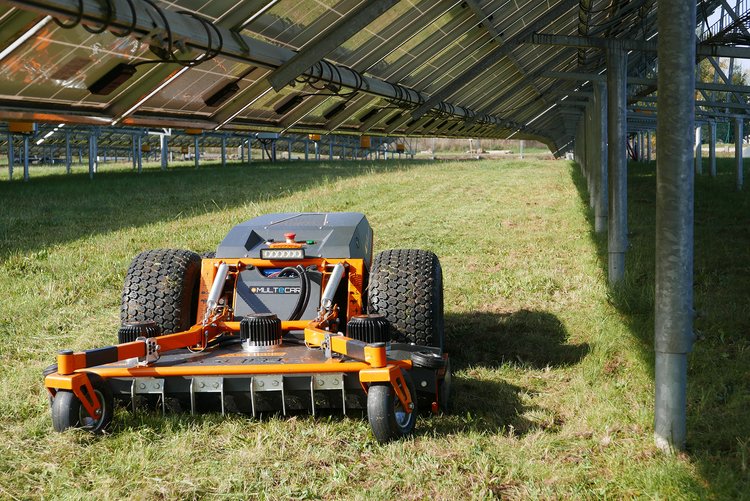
[367,371,418,443]
[51,374,113,434]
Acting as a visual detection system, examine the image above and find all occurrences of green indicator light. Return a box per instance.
[306,240,315,244]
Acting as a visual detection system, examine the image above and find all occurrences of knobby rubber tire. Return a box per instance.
[368,249,444,350]
[121,249,201,334]
[367,371,418,443]
[51,373,113,433]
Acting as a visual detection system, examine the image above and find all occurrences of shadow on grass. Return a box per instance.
[0,159,426,259]
[424,310,589,436]
[446,310,590,370]
[569,158,750,497]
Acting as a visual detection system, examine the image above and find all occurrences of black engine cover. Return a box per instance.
[233,267,321,321]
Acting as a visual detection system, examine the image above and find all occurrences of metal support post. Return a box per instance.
[735,117,744,190]
[709,121,717,176]
[587,101,596,209]
[694,126,702,174]
[240,141,245,163]
[194,136,200,168]
[607,47,628,283]
[136,135,142,173]
[271,140,277,162]
[654,0,695,453]
[248,138,252,163]
[88,133,97,179]
[594,81,608,233]
[221,136,227,167]
[287,139,292,161]
[7,133,13,180]
[65,131,71,174]
[161,135,168,170]
[304,139,309,161]
[315,141,319,161]
[647,130,652,163]
[329,140,334,161]
[131,135,137,170]
[22,135,30,182]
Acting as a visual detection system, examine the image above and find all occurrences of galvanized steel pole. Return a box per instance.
[709,121,717,177]
[654,0,695,452]
[694,126,702,175]
[735,117,744,190]
[131,135,136,170]
[587,101,596,209]
[65,130,71,174]
[136,135,142,173]
[88,133,96,179]
[161,135,168,170]
[221,136,227,167]
[22,135,29,182]
[7,133,13,181]
[594,81,608,233]
[194,136,200,169]
[607,47,628,283]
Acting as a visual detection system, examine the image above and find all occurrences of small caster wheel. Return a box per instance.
[367,370,418,443]
[51,373,113,434]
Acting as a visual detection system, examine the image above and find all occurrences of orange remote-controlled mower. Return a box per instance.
[43,212,450,442]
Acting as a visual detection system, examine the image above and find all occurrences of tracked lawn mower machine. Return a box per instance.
[44,213,449,442]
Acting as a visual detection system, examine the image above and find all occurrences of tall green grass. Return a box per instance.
[0,157,746,498]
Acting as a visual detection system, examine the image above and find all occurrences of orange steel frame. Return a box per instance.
[45,257,414,420]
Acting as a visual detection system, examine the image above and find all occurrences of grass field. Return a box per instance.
[0,157,748,498]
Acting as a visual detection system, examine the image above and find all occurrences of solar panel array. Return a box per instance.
[0,1,723,153]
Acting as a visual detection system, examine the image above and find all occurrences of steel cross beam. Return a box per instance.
[527,32,750,59]
[463,0,546,99]
[267,0,399,91]
[279,2,474,133]
[478,52,573,115]
[410,0,579,119]
[541,70,750,94]
[6,0,525,134]
[717,0,750,37]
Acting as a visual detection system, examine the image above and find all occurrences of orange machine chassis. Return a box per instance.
[45,258,418,420]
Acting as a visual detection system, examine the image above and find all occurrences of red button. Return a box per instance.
[284,232,296,243]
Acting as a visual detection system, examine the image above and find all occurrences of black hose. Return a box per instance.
[274,266,310,321]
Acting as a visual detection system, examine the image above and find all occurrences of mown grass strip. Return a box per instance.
[0,157,746,498]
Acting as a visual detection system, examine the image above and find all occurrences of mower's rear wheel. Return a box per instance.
[51,374,113,434]
[367,371,418,443]
[121,249,201,334]
[368,249,444,350]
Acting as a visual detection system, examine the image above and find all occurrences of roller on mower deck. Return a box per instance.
[44,212,449,442]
